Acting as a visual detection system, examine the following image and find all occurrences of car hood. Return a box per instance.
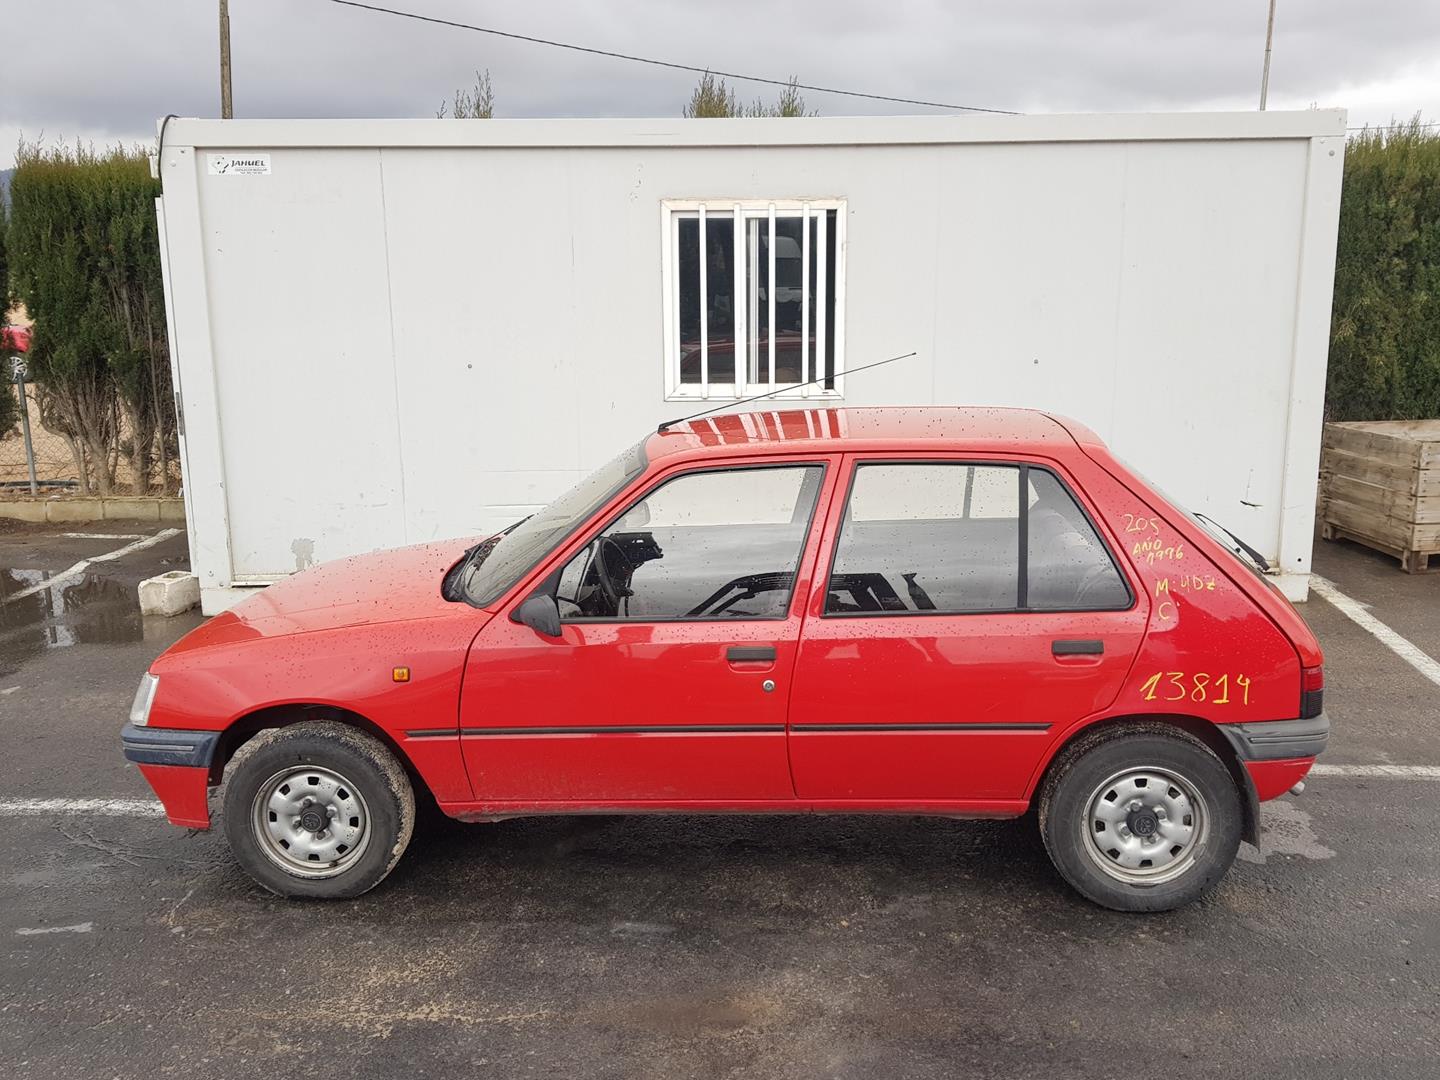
[164,539,478,655]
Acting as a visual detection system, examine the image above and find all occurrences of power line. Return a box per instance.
[1347,122,1440,131]
[324,0,1019,115]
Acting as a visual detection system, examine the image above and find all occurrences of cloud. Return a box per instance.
[3,0,1439,167]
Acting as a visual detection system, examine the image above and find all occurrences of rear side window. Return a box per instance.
[826,463,1129,615]
[1026,469,1131,610]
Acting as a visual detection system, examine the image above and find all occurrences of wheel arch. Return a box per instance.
[211,703,423,793]
[1030,713,1260,847]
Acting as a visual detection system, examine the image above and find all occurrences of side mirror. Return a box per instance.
[510,592,562,638]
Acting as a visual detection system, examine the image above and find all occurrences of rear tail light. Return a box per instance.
[1300,665,1324,719]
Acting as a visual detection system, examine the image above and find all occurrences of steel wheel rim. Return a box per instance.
[250,765,371,879]
[1081,766,1208,886]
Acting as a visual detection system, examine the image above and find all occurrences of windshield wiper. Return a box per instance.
[443,535,503,601]
[1194,513,1271,573]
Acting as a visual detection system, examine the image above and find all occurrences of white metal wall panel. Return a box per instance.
[197,148,406,578]
[157,114,1345,609]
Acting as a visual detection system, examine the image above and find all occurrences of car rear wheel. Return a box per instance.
[1038,726,1242,912]
[221,722,415,899]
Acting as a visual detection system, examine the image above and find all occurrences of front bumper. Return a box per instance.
[121,724,220,829]
[121,724,220,768]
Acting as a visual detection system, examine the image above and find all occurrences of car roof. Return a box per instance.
[644,406,1093,463]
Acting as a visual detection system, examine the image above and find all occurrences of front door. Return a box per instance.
[459,458,836,805]
[788,456,1148,802]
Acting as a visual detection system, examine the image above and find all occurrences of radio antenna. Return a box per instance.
[657,351,916,433]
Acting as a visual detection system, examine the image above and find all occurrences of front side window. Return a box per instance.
[826,463,1129,615]
[557,465,823,621]
[666,200,844,400]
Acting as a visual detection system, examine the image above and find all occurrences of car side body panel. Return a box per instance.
[1012,444,1314,799]
[1067,444,1307,719]
[127,407,1325,833]
[787,450,1151,801]
[455,453,843,804]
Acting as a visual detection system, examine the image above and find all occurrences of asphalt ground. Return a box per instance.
[0,521,1437,1079]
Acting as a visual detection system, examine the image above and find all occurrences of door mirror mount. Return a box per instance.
[511,592,562,638]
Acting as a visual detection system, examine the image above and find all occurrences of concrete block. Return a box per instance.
[101,497,162,522]
[0,495,186,525]
[45,498,103,522]
[1,494,185,525]
[0,500,48,523]
[139,570,201,617]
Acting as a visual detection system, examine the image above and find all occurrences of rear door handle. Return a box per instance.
[1052,639,1104,656]
[727,645,777,663]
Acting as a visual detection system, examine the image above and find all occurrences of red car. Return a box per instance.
[123,408,1326,911]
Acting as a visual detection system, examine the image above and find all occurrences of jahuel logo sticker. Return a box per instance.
[208,153,272,176]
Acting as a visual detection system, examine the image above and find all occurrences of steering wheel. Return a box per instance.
[591,536,633,612]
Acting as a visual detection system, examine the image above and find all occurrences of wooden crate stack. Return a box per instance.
[1320,420,1440,573]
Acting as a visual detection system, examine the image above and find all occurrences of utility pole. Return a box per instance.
[1259,0,1277,110]
[9,358,39,496]
[219,0,234,118]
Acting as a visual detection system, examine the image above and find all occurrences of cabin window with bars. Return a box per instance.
[664,200,845,400]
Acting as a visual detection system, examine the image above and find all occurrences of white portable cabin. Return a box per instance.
[154,111,1346,614]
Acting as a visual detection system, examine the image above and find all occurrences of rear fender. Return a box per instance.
[1031,714,1262,847]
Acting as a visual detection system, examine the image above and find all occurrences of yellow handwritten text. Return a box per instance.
[1131,537,1185,565]
[1120,511,1161,535]
[1138,671,1251,706]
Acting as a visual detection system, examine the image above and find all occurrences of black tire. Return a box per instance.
[1038,724,1242,912]
[220,721,416,900]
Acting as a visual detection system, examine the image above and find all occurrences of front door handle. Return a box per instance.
[727,645,777,663]
[1052,639,1104,656]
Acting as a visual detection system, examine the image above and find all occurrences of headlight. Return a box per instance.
[129,673,160,727]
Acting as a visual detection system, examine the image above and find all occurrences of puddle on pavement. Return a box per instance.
[0,569,160,678]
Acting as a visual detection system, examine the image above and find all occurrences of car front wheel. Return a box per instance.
[221,721,416,899]
[1038,725,1242,912]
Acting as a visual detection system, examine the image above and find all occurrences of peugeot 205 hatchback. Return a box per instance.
[122,408,1327,911]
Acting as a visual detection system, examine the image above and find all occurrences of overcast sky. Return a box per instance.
[4,0,1439,169]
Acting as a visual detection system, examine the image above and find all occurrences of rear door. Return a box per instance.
[787,454,1148,802]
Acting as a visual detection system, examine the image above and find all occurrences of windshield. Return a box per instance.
[458,440,647,607]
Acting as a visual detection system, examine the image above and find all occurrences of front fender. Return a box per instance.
[142,610,489,806]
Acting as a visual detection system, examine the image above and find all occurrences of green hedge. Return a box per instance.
[1,199,18,438]
[5,142,175,493]
[1328,118,1440,421]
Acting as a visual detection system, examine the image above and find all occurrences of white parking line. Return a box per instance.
[1310,764,1440,779]
[0,798,165,817]
[1,528,182,604]
[1309,574,1440,689]
[60,532,143,541]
